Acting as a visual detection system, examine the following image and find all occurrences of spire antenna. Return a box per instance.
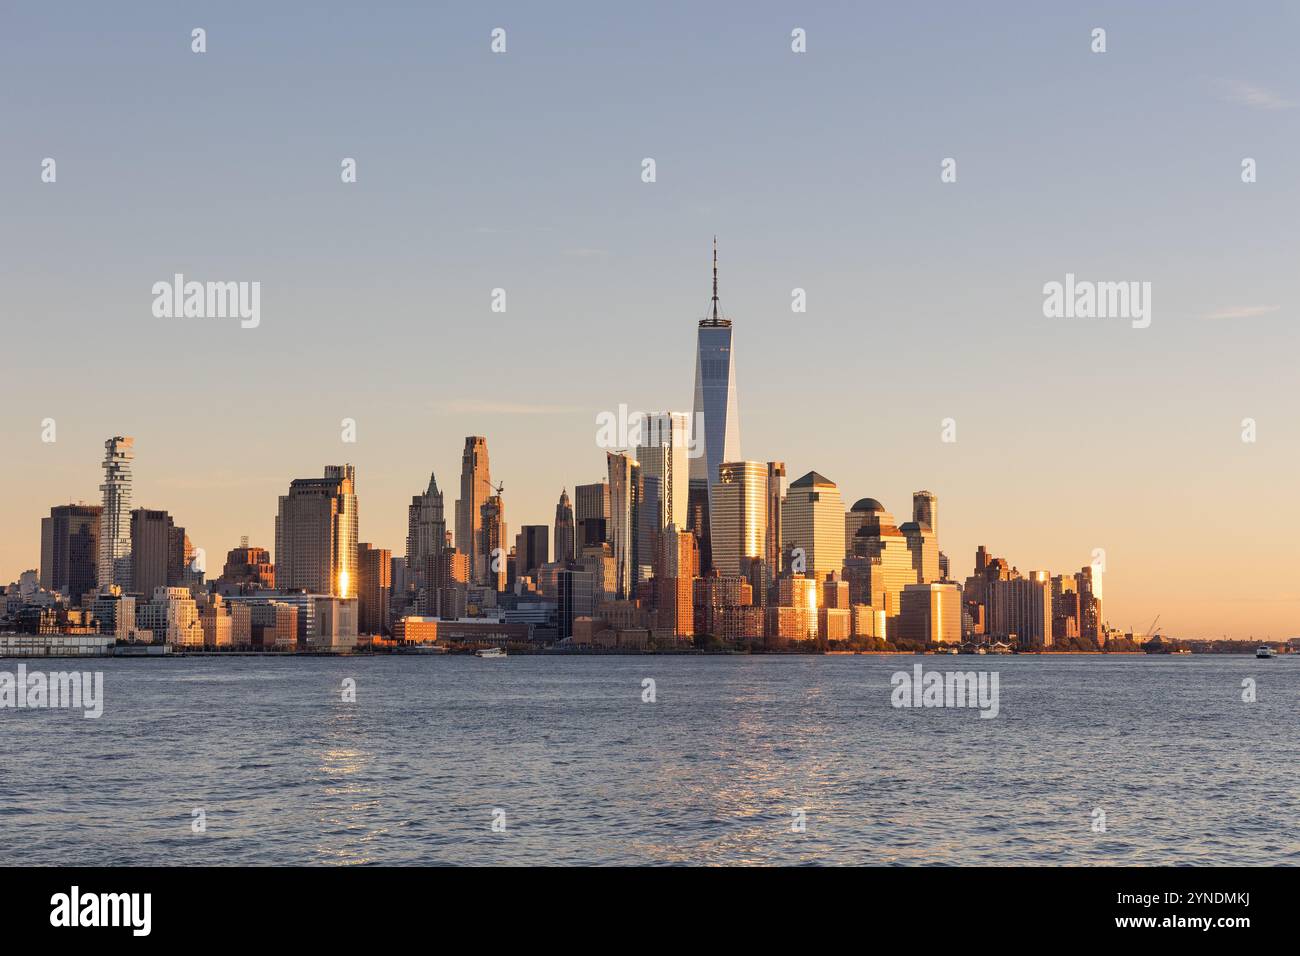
[711,236,719,321]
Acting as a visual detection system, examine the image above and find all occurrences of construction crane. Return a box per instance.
[1142,614,1161,640]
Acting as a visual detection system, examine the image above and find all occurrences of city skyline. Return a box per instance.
[3,4,1296,639]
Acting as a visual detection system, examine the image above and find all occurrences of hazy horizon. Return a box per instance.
[3,2,1296,639]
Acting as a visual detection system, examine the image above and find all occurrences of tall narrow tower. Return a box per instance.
[97,436,135,592]
[455,437,492,583]
[406,471,446,593]
[688,238,741,572]
[554,489,575,565]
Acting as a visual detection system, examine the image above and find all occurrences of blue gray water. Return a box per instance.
[1,655,1295,865]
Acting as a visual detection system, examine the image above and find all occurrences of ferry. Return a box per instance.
[475,646,507,659]
[398,643,447,655]
[1256,645,1275,659]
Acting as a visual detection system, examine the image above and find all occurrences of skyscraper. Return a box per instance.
[516,525,549,581]
[606,451,642,599]
[688,238,741,571]
[478,494,507,591]
[406,471,446,597]
[274,464,358,597]
[912,490,937,533]
[574,481,609,550]
[781,471,845,581]
[97,436,134,593]
[356,542,391,636]
[130,508,184,597]
[40,503,101,601]
[554,489,575,565]
[764,462,786,578]
[455,437,492,584]
[710,461,768,578]
[636,411,691,533]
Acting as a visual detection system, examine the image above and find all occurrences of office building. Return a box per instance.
[274,464,358,597]
[781,472,845,581]
[40,503,101,601]
[710,460,767,577]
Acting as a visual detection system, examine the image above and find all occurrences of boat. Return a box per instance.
[475,646,506,659]
[1256,645,1275,659]
[398,643,447,654]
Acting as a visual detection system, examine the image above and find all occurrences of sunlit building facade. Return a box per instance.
[637,411,691,534]
[781,472,845,581]
[899,582,961,645]
[274,464,358,598]
[710,461,767,578]
[689,240,741,572]
[455,437,492,584]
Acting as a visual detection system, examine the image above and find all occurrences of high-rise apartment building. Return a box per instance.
[988,571,1053,650]
[688,239,741,572]
[274,464,358,597]
[455,437,492,584]
[97,436,134,592]
[554,489,575,565]
[710,461,767,578]
[1075,565,1103,646]
[781,472,845,581]
[40,503,101,601]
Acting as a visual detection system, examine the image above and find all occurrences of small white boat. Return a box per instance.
[1256,645,1275,659]
[475,646,506,659]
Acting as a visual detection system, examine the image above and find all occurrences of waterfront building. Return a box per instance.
[274,464,358,598]
[356,542,391,636]
[987,571,1053,650]
[899,582,962,645]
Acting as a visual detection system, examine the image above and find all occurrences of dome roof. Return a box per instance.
[851,497,886,513]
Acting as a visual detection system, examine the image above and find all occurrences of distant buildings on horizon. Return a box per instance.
[6,243,1133,653]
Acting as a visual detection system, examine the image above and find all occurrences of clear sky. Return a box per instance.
[3,2,1296,638]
